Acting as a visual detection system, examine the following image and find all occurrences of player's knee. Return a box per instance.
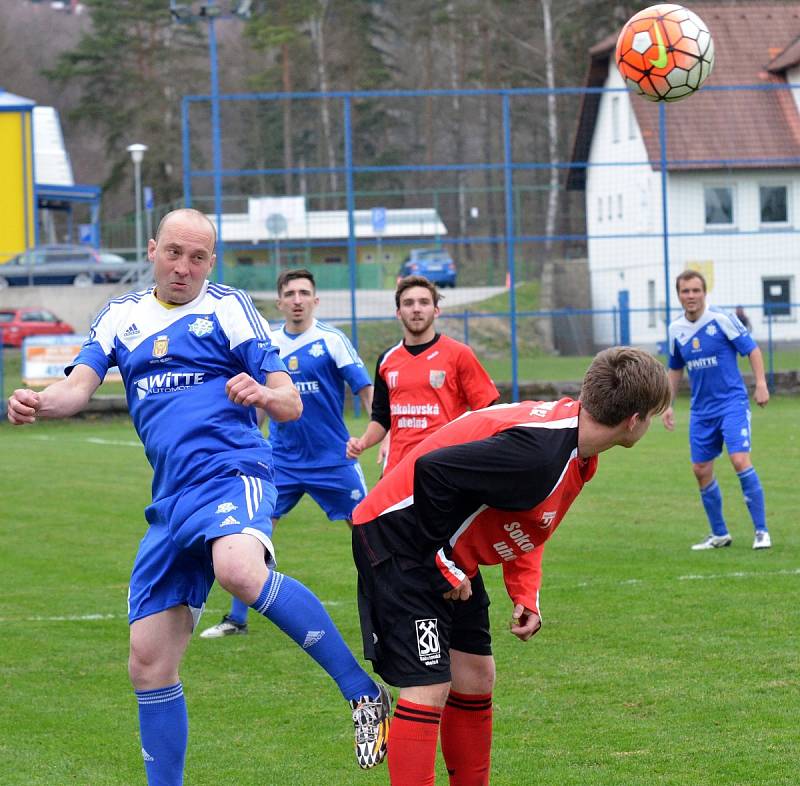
[128,640,174,690]
[213,561,265,604]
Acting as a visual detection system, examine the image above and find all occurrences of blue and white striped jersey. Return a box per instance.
[68,282,286,502]
[268,319,371,468]
[667,305,757,418]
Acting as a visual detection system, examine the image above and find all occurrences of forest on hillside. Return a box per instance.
[0,0,784,230]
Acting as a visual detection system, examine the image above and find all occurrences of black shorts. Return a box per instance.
[353,537,492,688]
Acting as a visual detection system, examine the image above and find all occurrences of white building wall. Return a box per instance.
[586,67,799,347]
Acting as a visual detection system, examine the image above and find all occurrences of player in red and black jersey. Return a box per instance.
[347,275,498,474]
[351,347,671,786]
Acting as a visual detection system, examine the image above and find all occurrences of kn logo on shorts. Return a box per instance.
[415,618,441,666]
[216,502,238,514]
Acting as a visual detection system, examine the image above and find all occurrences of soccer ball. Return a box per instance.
[616,3,714,102]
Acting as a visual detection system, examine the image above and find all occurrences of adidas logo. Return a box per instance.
[302,630,326,648]
[141,748,154,762]
[123,323,141,339]
[220,515,240,527]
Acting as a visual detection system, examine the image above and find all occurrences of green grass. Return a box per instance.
[1,402,798,784]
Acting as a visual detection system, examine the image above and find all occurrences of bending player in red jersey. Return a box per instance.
[347,275,499,474]
[351,346,671,785]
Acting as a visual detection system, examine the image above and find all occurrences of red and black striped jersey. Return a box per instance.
[352,398,598,613]
[371,334,499,473]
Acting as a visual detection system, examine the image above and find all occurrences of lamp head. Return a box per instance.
[126,143,148,164]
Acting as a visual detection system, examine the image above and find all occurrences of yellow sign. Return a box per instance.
[684,260,714,292]
[0,102,35,264]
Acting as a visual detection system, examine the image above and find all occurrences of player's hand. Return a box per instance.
[754,381,770,408]
[226,372,268,408]
[346,436,365,459]
[443,576,472,601]
[510,604,541,641]
[661,406,675,431]
[377,439,389,465]
[7,389,41,425]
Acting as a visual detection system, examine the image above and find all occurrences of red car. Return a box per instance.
[0,307,75,348]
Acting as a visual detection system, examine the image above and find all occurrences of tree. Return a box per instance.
[46,0,207,211]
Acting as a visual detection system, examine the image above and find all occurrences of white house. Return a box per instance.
[569,3,800,347]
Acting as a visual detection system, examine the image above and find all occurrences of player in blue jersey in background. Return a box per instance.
[662,269,771,551]
[201,268,373,638]
[7,210,390,783]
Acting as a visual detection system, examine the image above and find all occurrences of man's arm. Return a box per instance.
[358,384,373,414]
[347,419,387,459]
[7,365,102,424]
[747,347,770,407]
[227,370,302,422]
[661,368,683,431]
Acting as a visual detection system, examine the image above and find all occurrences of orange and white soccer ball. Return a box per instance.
[616,3,714,102]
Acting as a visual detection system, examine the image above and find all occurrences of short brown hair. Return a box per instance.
[395,275,441,309]
[277,268,316,295]
[675,269,707,293]
[580,347,671,426]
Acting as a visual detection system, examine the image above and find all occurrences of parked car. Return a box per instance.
[0,307,75,348]
[0,244,132,289]
[398,248,457,287]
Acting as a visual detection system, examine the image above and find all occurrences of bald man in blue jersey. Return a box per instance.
[7,210,390,783]
[662,270,771,551]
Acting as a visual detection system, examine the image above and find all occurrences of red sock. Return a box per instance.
[440,691,493,786]
[388,699,442,786]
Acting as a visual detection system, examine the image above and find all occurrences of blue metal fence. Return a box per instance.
[180,83,800,398]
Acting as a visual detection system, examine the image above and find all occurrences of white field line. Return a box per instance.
[24,434,142,448]
[3,570,796,625]
[0,601,345,624]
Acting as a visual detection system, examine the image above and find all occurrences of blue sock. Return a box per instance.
[229,596,249,625]
[251,570,378,702]
[737,467,767,532]
[700,478,728,536]
[135,683,187,786]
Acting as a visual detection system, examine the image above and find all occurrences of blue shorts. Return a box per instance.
[689,406,752,463]
[273,462,367,521]
[128,472,278,626]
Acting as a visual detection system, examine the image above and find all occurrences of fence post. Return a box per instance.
[0,338,5,418]
[463,309,470,345]
[617,290,630,346]
[766,304,774,391]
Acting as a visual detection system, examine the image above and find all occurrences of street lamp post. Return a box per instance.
[127,143,148,284]
[170,1,258,284]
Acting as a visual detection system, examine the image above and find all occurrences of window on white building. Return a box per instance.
[611,96,620,143]
[617,194,623,219]
[647,279,656,328]
[704,186,734,226]
[628,99,637,139]
[759,185,788,224]
[597,197,603,223]
[607,195,613,222]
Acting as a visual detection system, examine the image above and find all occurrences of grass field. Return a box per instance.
[1,401,798,785]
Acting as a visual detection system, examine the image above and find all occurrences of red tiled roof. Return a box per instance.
[568,3,800,190]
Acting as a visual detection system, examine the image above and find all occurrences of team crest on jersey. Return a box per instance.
[691,337,701,351]
[188,317,214,338]
[705,324,717,337]
[308,341,325,358]
[152,335,169,358]
[288,355,299,372]
[415,618,441,665]
[387,371,399,389]
[429,369,446,389]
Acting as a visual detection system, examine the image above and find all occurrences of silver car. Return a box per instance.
[0,244,134,289]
